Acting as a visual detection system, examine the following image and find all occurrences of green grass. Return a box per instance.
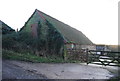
[2,49,80,63]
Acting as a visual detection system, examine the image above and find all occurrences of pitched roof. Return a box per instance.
[35,9,93,45]
[21,9,93,45]
[0,20,15,34]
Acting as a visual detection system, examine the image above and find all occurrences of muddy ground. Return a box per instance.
[2,60,119,79]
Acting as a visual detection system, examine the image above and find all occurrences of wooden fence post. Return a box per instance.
[86,48,89,65]
[64,45,67,61]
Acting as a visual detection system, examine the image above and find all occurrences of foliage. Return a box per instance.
[37,21,48,51]
[2,21,17,49]
[18,20,65,57]
[2,32,18,49]
[46,20,64,55]
[2,32,32,53]
[2,22,15,35]
[2,49,80,63]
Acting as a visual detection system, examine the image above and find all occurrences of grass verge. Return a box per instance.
[2,49,80,63]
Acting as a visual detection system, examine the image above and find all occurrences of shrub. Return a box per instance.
[2,32,17,49]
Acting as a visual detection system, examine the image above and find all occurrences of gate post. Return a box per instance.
[63,45,67,61]
[86,48,89,65]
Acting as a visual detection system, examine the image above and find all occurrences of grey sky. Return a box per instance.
[0,0,119,45]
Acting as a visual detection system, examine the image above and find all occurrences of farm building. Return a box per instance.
[95,44,111,55]
[19,9,93,59]
[0,20,15,35]
[1,20,16,49]
[81,45,96,50]
[96,44,110,51]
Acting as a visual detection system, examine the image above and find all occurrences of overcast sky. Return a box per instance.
[0,0,119,45]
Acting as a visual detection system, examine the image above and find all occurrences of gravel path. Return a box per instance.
[2,60,116,79]
[2,60,47,79]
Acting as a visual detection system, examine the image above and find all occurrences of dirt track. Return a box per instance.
[2,60,116,79]
[2,60,47,79]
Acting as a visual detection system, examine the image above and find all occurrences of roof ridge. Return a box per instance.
[36,10,46,21]
[35,9,93,45]
[36,9,84,33]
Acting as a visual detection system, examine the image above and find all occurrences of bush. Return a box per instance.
[2,49,80,63]
[2,32,17,49]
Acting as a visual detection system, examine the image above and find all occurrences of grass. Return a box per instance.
[2,49,80,63]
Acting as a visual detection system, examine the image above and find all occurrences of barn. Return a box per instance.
[19,9,93,59]
[0,20,15,35]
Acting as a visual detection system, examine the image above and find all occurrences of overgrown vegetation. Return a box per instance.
[16,20,65,57]
[2,49,80,63]
[2,33,17,49]
[46,20,64,55]
[2,19,67,62]
[2,21,15,34]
